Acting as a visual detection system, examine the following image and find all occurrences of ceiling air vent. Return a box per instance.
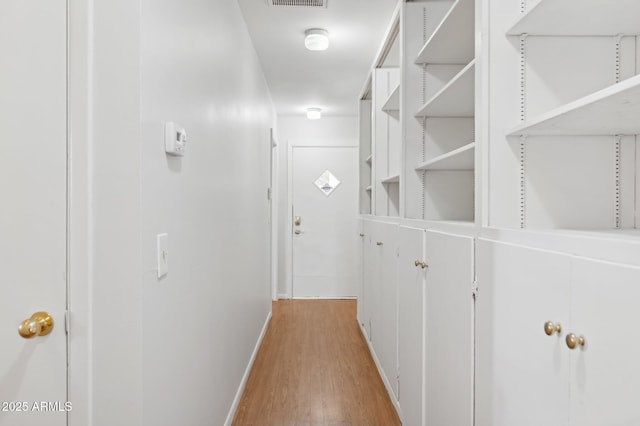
[267,0,328,7]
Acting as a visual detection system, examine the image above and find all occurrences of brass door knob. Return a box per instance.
[565,333,585,350]
[18,311,54,339]
[376,241,383,246]
[544,321,562,336]
[414,260,428,269]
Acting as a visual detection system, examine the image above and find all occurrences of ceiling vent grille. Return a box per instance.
[268,0,327,7]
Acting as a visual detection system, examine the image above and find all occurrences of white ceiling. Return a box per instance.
[237,0,398,117]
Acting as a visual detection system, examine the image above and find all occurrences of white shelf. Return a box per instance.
[381,174,400,184]
[415,60,475,118]
[415,0,474,64]
[381,84,400,112]
[416,143,475,170]
[366,185,372,191]
[507,0,640,36]
[366,155,373,164]
[508,74,640,136]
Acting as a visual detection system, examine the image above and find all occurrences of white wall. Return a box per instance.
[275,116,358,297]
[139,0,274,424]
[69,0,143,425]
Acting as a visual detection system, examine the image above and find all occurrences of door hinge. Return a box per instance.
[472,279,479,300]
[64,310,70,335]
[267,187,272,200]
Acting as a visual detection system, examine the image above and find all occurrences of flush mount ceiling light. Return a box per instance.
[306,107,322,120]
[305,29,329,51]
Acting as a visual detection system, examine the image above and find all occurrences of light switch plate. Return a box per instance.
[157,233,168,278]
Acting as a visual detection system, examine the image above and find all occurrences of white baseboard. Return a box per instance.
[291,296,357,300]
[224,311,272,426]
[357,320,403,422]
[277,293,290,299]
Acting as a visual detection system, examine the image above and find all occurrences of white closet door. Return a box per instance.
[424,231,474,426]
[570,259,640,426]
[476,239,570,426]
[397,226,426,425]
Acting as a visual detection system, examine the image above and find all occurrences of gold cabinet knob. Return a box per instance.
[544,321,562,336]
[294,230,301,235]
[359,233,365,237]
[18,311,54,339]
[565,333,585,350]
[414,260,428,269]
[376,241,383,246]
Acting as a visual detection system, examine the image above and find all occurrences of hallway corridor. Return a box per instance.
[233,300,401,426]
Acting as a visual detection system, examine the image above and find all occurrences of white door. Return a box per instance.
[424,231,474,426]
[398,226,426,425]
[476,239,570,426]
[292,146,358,297]
[570,259,640,426]
[0,0,68,425]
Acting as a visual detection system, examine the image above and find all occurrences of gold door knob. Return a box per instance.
[544,321,562,336]
[376,241,383,246]
[18,312,54,339]
[414,260,428,269]
[565,333,585,350]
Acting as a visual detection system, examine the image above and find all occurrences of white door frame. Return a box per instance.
[67,0,92,422]
[270,128,278,301]
[285,139,358,298]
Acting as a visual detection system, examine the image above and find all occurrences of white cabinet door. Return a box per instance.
[369,221,385,353]
[570,259,640,426]
[378,222,399,399]
[398,226,426,426]
[361,220,373,339]
[476,239,571,426]
[424,231,474,426]
[356,219,365,328]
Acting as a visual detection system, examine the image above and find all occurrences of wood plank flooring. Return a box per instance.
[233,300,401,426]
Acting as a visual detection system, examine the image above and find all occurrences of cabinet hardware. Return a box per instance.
[543,321,562,336]
[376,241,383,246]
[359,233,365,237]
[565,333,586,350]
[294,230,301,235]
[414,260,428,269]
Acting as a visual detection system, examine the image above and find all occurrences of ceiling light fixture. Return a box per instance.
[305,29,329,51]
[306,108,322,120]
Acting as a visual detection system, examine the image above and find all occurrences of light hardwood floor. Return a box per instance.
[233,300,401,426]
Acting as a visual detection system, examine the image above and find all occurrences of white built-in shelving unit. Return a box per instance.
[490,0,640,232]
[403,0,476,222]
[357,2,640,426]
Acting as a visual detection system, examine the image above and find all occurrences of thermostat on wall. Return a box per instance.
[165,122,187,156]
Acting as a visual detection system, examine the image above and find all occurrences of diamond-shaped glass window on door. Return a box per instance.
[314,170,341,196]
